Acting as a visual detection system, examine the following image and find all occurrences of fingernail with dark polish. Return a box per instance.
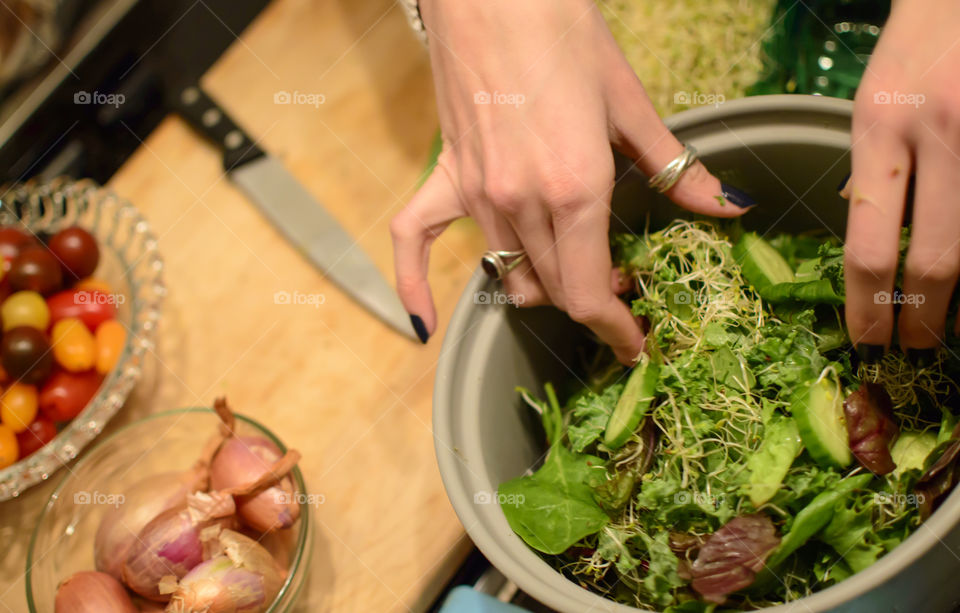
[721,183,756,209]
[907,347,936,368]
[856,343,885,364]
[836,172,850,193]
[410,314,429,344]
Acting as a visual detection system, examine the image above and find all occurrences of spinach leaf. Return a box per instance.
[499,444,609,554]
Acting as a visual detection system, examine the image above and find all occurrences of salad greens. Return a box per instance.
[498,220,960,610]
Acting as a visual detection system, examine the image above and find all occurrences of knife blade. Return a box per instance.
[170,83,417,341]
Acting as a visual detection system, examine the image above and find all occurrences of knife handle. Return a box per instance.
[171,84,265,171]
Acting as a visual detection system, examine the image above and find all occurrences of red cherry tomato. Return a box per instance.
[39,370,103,422]
[9,245,63,295]
[48,227,99,281]
[46,289,117,332]
[0,227,37,266]
[16,418,57,458]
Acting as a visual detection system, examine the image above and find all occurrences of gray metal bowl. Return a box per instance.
[433,95,960,612]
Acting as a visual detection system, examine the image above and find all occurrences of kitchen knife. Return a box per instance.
[170,83,417,342]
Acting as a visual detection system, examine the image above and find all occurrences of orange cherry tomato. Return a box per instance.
[0,424,18,469]
[51,318,96,372]
[94,320,126,375]
[0,383,38,433]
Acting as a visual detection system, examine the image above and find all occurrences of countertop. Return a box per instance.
[0,0,485,610]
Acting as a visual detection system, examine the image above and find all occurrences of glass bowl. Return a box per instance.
[0,177,164,500]
[26,408,312,612]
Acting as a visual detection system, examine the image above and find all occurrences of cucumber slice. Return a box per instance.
[604,355,659,449]
[741,415,802,507]
[791,374,852,468]
[891,431,938,477]
[733,232,795,290]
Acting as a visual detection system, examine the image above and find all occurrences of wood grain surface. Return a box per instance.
[0,0,485,611]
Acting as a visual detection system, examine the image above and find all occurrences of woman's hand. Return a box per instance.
[391,0,754,363]
[844,0,960,365]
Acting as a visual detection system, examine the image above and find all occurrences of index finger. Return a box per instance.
[551,195,645,365]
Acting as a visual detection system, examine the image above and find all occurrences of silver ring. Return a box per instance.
[648,144,698,193]
[481,249,527,280]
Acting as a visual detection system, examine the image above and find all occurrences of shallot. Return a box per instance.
[122,492,237,602]
[210,398,301,532]
[166,529,286,613]
[95,465,209,580]
[54,571,137,613]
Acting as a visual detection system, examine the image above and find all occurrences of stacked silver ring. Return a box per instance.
[481,250,527,280]
[648,144,698,193]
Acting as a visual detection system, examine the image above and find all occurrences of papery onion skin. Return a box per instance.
[210,436,299,533]
[96,467,209,580]
[122,507,236,602]
[55,571,137,613]
[166,530,286,613]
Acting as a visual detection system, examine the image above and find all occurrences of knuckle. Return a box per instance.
[483,174,528,216]
[565,293,604,325]
[905,248,960,284]
[845,243,898,281]
[927,88,960,130]
[389,210,422,242]
[395,273,423,296]
[540,167,605,215]
[459,174,485,206]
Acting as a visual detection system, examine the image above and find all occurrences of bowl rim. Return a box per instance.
[433,94,960,612]
[0,177,164,499]
[25,406,311,613]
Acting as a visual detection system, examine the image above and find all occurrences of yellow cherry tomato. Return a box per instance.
[1,290,50,331]
[95,319,126,375]
[74,278,114,295]
[51,318,96,372]
[0,383,38,433]
[0,424,17,469]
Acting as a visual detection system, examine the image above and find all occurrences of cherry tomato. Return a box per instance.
[51,318,96,372]
[16,418,56,458]
[95,320,126,375]
[46,289,118,332]
[74,278,114,295]
[0,424,17,468]
[39,370,103,422]
[1,290,50,331]
[0,227,37,266]
[0,326,54,385]
[0,383,38,433]
[48,226,99,281]
[9,245,62,295]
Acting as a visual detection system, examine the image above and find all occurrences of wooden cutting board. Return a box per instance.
[0,0,484,610]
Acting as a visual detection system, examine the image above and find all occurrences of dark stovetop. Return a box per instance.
[0,0,270,185]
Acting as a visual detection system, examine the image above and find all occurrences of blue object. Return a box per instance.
[438,586,532,613]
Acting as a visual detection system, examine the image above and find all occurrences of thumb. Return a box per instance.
[389,166,465,343]
[607,76,756,217]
